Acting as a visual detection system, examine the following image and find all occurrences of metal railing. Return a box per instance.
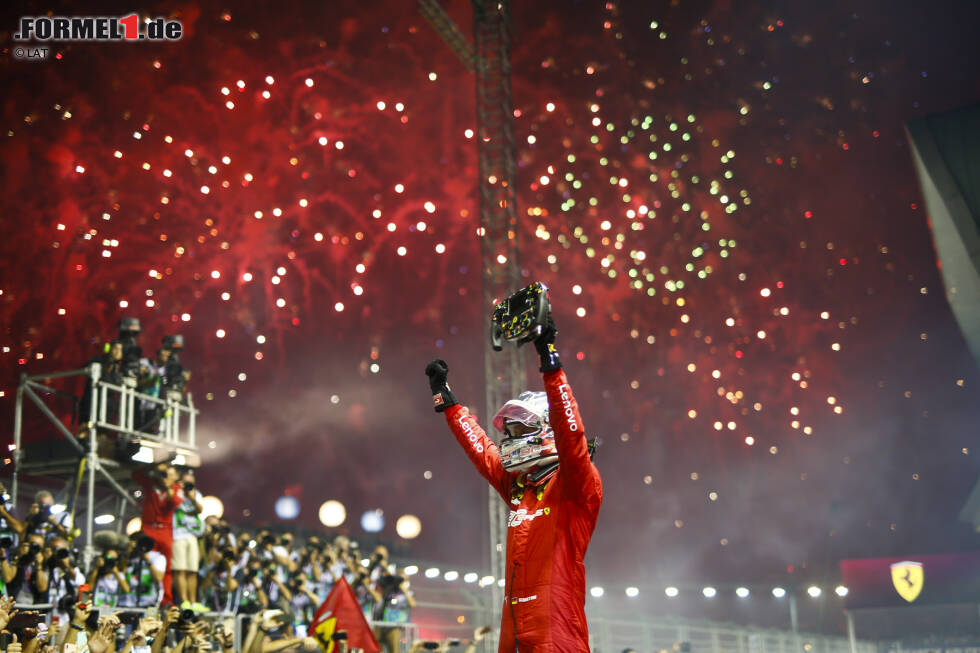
[587,616,878,653]
[12,363,200,570]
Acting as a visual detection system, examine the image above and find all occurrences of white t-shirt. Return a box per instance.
[49,566,86,624]
[94,573,122,606]
[173,494,204,541]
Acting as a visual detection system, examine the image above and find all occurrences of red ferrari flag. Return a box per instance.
[310,577,381,653]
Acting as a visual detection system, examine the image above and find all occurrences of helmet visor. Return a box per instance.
[493,398,547,433]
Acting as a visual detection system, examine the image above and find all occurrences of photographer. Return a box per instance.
[201,545,244,614]
[260,559,292,611]
[373,567,416,653]
[133,462,182,605]
[237,557,270,615]
[366,546,390,584]
[0,482,23,548]
[329,537,356,585]
[285,572,320,630]
[118,532,167,609]
[79,340,126,426]
[88,547,131,607]
[161,335,191,394]
[172,468,206,611]
[4,534,49,603]
[24,491,68,543]
[46,537,85,626]
[350,568,380,623]
[255,531,296,573]
[297,538,333,601]
[136,346,170,434]
[202,518,236,563]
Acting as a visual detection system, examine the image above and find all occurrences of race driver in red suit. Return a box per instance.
[425,317,602,653]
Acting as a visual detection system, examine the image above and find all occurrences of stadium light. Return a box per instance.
[424,567,440,579]
[497,578,505,587]
[702,586,717,598]
[275,496,300,520]
[835,585,849,597]
[94,514,115,525]
[403,565,418,576]
[590,586,604,598]
[807,586,822,598]
[395,514,421,539]
[625,586,639,598]
[665,586,679,598]
[126,517,142,535]
[444,571,459,582]
[463,572,479,583]
[200,495,224,519]
[772,587,787,598]
[360,509,384,533]
[479,576,495,587]
[318,500,346,527]
[736,587,750,598]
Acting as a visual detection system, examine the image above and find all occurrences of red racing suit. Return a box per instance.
[444,369,602,653]
[133,470,182,606]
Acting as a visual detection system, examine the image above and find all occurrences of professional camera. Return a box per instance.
[21,541,42,561]
[490,281,552,351]
[133,534,156,555]
[260,533,277,547]
[177,608,198,627]
[117,317,143,376]
[378,573,405,594]
[49,547,72,566]
[28,504,52,528]
[57,593,78,613]
[221,547,237,562]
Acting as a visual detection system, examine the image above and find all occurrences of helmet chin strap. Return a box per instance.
[525,460,560,486]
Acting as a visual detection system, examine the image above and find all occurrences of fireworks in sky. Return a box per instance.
[1,0,978,633]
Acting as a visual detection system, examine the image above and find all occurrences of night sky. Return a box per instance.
[2,0,979,636]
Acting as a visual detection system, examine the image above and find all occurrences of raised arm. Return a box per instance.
[426,360,514,502]
[534,318,600,501]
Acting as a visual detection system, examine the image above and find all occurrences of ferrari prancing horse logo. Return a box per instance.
[890,560,924,603]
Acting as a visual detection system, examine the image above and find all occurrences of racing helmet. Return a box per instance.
[492,391,559,472]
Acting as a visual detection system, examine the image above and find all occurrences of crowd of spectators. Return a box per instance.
[0,467,493,653]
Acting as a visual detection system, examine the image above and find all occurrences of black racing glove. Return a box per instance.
[424,359,458,413]
[533,315,562,373]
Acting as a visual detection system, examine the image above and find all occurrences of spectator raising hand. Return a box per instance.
[0,594,17,630]
[86,616,120,653]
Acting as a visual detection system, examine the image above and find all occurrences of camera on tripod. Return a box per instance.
[117,317,143,377]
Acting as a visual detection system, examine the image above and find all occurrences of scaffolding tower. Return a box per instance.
[420,0,524,647]
[12,363,199,569]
